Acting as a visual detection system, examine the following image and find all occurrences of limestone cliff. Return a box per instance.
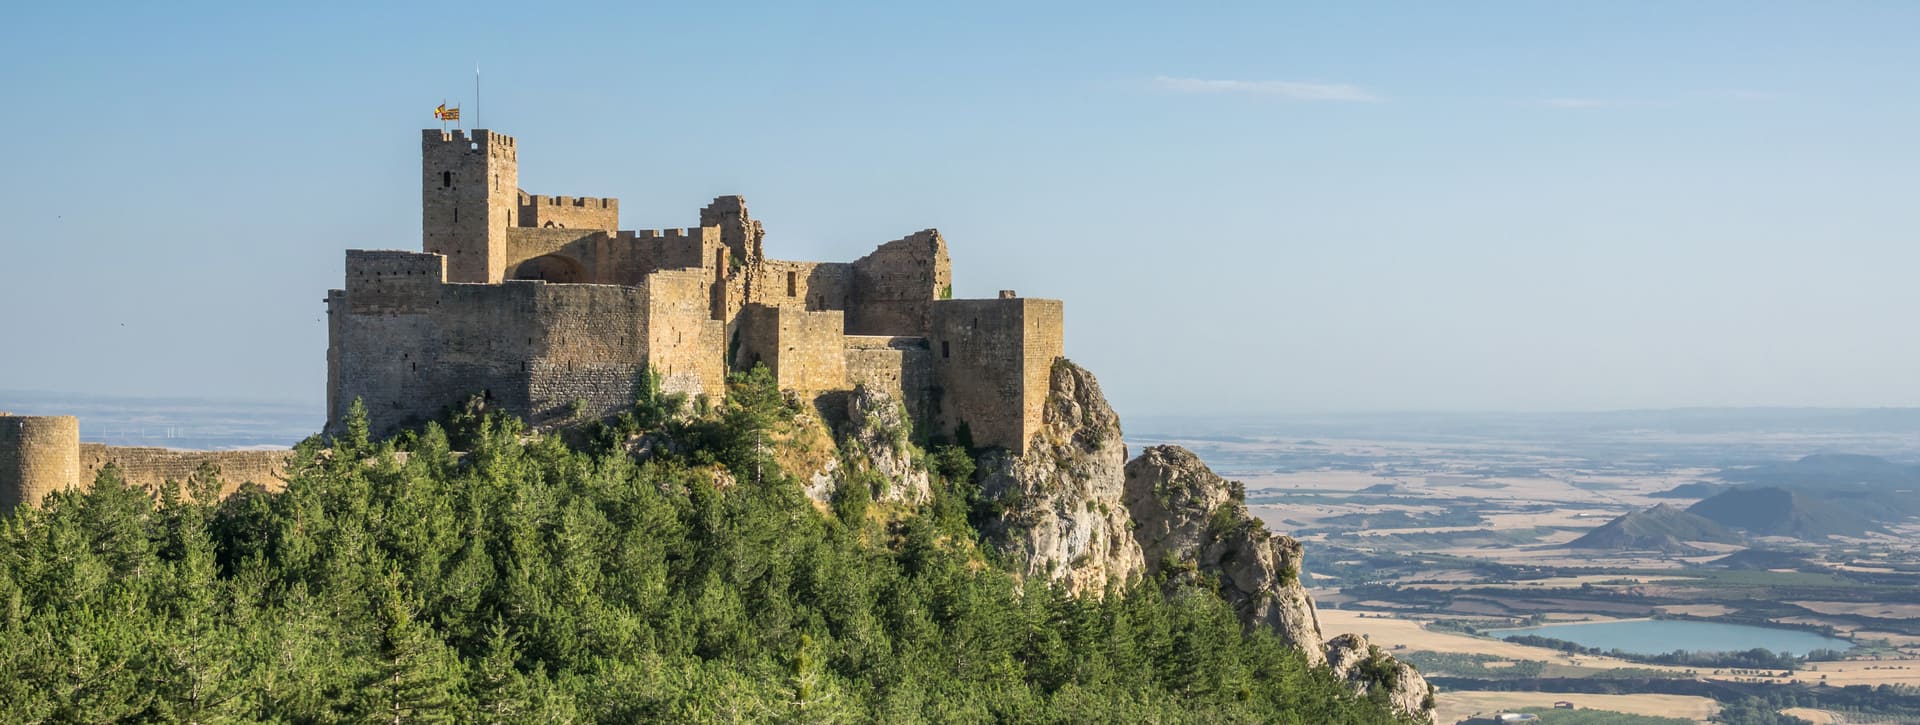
[1123,445,1326,662]
[1121,445,1434,723]
[1325,633,1437,723]
[973,360,1144,594]
[797,387,933,509]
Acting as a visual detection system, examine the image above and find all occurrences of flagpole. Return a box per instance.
[475,64,481,131]
[441,98,447,132]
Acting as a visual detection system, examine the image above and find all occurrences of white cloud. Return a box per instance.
[1151,75,1381,102]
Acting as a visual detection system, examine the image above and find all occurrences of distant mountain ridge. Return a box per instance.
[1569,504,1742,552]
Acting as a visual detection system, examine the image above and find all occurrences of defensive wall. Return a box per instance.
[1,413,290,511]
[328,249,724,439]
[78,444,290,498]
[516,192,619,231]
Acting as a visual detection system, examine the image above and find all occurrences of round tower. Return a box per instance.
[0,414,81,511]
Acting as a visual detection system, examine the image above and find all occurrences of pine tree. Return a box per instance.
[356,570,462,724]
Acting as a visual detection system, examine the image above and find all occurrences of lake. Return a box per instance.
[1491,619,1851,656]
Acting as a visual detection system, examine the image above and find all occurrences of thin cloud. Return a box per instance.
[1151,75,1382,102]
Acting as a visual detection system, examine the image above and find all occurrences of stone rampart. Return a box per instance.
[516,192,619,231]
[78,444,291,498]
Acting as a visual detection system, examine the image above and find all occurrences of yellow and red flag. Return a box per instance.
[434,104,460,121]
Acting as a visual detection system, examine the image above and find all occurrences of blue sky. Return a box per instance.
[2,2,1916,419]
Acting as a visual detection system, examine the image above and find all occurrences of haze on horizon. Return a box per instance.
[2,2,1916,420]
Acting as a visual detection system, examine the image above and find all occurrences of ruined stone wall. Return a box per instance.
[752,260,853,312]
[844,336,933,424]
[422,130,517,283]
[733,303,848,394]
[516,193,618,231]
[849,230,951,335]
[0,415,80,510]
[928,297,1063,453]
[699,195,765,262]
[78,444,291,498]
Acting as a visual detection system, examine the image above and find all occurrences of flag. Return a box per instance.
[434,104,460,121]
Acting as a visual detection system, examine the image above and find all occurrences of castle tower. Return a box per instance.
[0,414,80,511]
[422,129,518,283]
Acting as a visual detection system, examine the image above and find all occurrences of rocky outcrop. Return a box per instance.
[1121,444,1434,723]
[974,360,1143,595]
[837,387,931,506]
[1324,633,1436,723]
[1123,445,1326,663]
[800,387,933,508]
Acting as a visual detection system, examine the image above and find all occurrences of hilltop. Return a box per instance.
[1568,504,1742,553]
[1687,486,1880,540]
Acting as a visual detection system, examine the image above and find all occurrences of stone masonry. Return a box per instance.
[0,412,290,510]
[326,128,1066,452]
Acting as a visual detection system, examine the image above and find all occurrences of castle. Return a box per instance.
[0,127,1066,509]
[327,128,1064,453]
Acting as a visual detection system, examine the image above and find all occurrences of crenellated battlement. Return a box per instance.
[616,227,712,240]
[516,189,618,231]
[423,128,516,150]
[345,249,447,283]
[517,192,617,210]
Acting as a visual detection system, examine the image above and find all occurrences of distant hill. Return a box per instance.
[1687,486,1880,539]
[1568,504,1742,552]
[1710,548,1813,570]
[1650,481,1731,499]
[1718,454,1920,521]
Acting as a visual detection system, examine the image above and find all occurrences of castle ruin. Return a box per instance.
[326,128,1065,453]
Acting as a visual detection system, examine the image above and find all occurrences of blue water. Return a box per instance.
[1493,619,1851,656]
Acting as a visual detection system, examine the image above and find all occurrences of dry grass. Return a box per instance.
[1438,690,1717,725]
[1793,601,1920,620]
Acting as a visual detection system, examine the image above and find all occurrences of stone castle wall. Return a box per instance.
[927,297,1063,453]
[752,260,854,313]
[328,249,726,437]
[517,193,618,231]
[1,414,291,511]
[844,336,934,423]
[78,444,291,498]
[734,304,848,394]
